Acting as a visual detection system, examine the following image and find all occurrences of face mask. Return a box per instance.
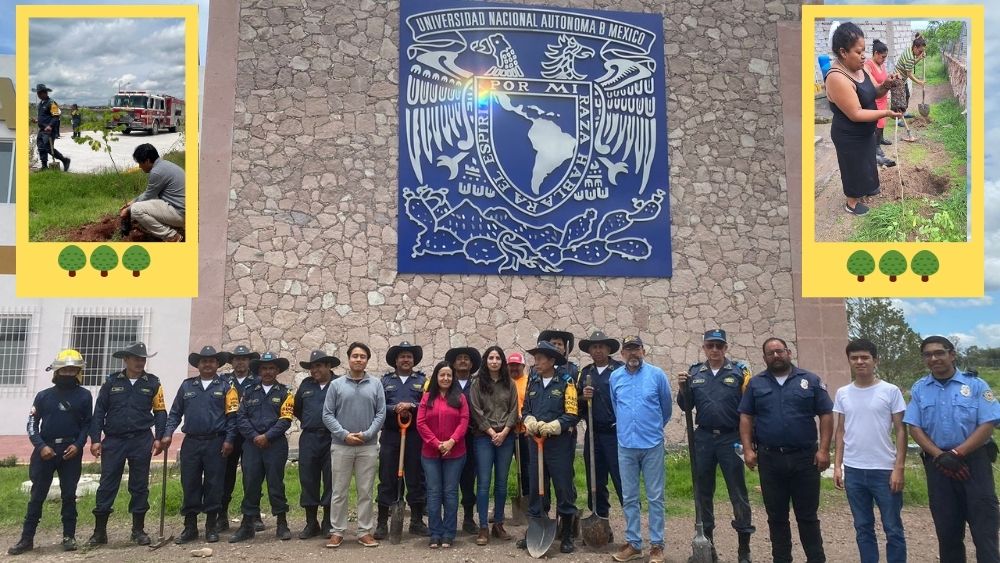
[54,376,79,388]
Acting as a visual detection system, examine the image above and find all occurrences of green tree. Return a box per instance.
[846,298,925,388]
[923,20,964,56]
[121,245,151,277]
[90,245,118,277]
[879,250,908,282]
[846,250,876,282]
[911,250,940,282]
[57,245,87,277]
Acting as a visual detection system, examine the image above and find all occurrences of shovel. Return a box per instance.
[580,378,612,548]
[526,435,557,558]
[683,383,714,563]
[388,411,411,545]
[918,60,930,118]
[509,432,528,526]
[149,447,173,550]
[898,114,917,142]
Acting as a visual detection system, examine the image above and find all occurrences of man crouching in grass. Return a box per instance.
[120,143,185,242]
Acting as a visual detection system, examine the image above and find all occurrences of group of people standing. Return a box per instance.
[8,331,999,563]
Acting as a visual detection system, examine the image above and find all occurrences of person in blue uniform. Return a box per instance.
[540,329,580,382]
[739,337,833,563]
[517,341,579,555]
[294,350,339,539]
[375,341,428,539]
[678,329,755,563]
[445,346,482,535]
[162,346,239,544]
[87,342,166,547]
[904,335,1000,563]
[230,352,295,543]
[218,345,261,531]
[33,84,70,171]
[577,330,624,534]
[8,350,93,555]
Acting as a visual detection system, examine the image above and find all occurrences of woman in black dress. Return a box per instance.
[825,23,902,215]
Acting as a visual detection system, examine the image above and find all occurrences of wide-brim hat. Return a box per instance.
[251,351,290,374]
[538,329,575,354]
[445,347,482,373]
[300,350,341,369]
[34,83,52,93]
[527,341,567,366]
[188,346,232,368]
[579,330,620,355]
[385,341,423,367]
[112,342,157,359]
[227,345,260,360]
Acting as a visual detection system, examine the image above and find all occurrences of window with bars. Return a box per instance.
[0,314,32,385]
[70,314,144,386]
[0,140,13,204]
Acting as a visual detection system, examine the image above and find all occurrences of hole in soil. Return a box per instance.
[58,215,178,242]
[873,166,951,202]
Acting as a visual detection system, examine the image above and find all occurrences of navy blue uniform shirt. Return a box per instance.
[679,359,752,430]
[91,371,167,441]
[577,359,623,431]
[294,377,333,431]
[237,382,294,442]
[381,371,426,431]
[165,376,239,442]
[738,366,833,449]
[28,384,93,450]
[523,372,579,432]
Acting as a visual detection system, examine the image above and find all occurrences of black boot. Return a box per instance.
[738,532,752,563]
[7,536,33,556]
[409,504,429,536]
[229,515,256,543]
[131,513,151,546]
[275,513,292,540]
[217,509,231,532]
[253,514,265,532]
[516,533,528,550]
[298,507,320,540]
[462,507,478,535]
[559,514,574,554]
[373,504,389,540]
[87,513,109,546]
[205,512,220,543]
[62,157,71,172]
[879,129,892,146]
[321,505,333,537]
[62,536,77,551]
[176,514,199,544]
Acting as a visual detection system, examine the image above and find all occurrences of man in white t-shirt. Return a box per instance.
[833,339,907,563]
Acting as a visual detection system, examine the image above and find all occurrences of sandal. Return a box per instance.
[429,538,440,548]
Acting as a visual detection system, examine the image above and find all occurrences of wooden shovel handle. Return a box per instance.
[534,435,546,496]
[396,412,411,477]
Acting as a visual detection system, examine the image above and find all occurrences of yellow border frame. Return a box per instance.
[801,5,983,297]
[15,5,199,297]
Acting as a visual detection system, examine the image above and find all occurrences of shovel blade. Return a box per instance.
[149,535,174,550]
[388,501,405,545]
[918,103,930,118]
[689,535,715,563]
[580,513,612,548]
[526,516,557,558]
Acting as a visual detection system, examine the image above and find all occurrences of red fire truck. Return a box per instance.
[108,90,185,135]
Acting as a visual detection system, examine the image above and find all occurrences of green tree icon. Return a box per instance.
[57,245,87,277]
[911,250,940,282]
[90,245,118,278]
[122,245,151,277]
[878,250,908,282]
[846,250,876,282]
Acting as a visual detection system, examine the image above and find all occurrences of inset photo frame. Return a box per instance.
[801,4,983,297]
[15,4,199,297]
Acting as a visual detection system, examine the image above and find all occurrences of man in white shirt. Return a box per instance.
[833,339,907,563]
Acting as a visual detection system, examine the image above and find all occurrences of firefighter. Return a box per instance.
[162,346,239,544]
[294,350,339,539]
[8,350,93,555]
[218,345,261,532]
[33,84,70,171]
[375,341,428,539]
[539,329,580,382]
[230,352,295,543]
[87,342,167,547]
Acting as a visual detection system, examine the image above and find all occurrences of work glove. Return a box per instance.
[539,420,562,437]
[934,450,971,480]
[523,416,539,435]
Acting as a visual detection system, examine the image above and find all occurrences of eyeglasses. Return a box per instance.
[764,349,789,357]
[703,342,725,350]
[921,350,951,359]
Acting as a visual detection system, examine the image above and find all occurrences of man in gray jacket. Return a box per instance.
[121,143,185,241]
[322,342,386,549]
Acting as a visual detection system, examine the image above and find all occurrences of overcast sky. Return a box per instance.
[27,18,186,106]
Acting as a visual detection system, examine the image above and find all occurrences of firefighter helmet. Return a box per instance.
[47,349,86,382]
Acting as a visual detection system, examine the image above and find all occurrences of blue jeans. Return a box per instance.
[844,466,906,563]
[422,454,465,541]
[474,434,515,527]
[619,443,665,550]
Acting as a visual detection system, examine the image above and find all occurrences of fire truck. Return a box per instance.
[107,90,184,135]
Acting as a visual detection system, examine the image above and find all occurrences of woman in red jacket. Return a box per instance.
[416,361,469,548]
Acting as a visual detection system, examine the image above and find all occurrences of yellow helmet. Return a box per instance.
[48,349,86,383]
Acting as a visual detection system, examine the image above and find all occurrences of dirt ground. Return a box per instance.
[0,500,982,562]
[814,82,958,242]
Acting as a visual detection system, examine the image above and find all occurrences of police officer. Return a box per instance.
[445,345,482,534]
[8,350,93,555]
[87,342,166,547]
[738,337,832,563]
[375,341,428,538]
[33,84,70,171]
[294,350,339,539]
[517,341,579,555]
[577,330,624,535]
[540,329,580,381]
[678,329,754,563]
[904,335,1000,563]
[218,345,261,532]
[230,352,295,543]
[163,346,239,544]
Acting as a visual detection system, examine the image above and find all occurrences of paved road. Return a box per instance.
[38,130,185,174]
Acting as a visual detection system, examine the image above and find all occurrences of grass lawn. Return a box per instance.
[28,151,185,242]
